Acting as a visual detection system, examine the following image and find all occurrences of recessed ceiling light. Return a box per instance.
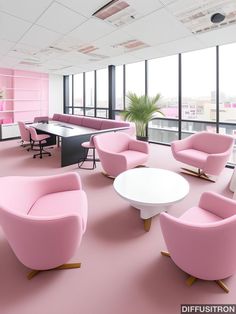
[210,13,225,23]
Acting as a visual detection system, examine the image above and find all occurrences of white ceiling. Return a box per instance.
[0,0,236,75]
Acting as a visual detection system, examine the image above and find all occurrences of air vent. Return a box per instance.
[49,66,73,71]
[37,46,69,57]
[88,53,109,61]
[113,39,149,51]
[78,45,98,54]
[93,0,137,27]
[48,46,69,53]
[93,0,129,19]
[171,0,236,34]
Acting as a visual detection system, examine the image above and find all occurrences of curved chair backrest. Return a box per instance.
[33,116,49,123]
[191,132,234,154]
[18,121,30,142]
[94,132,131,153]
[28,127,39,141]
[0,206,82,270]
[0,175,84,270]
[160,211,236,281]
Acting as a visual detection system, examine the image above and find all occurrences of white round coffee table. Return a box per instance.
[113,168,189,231]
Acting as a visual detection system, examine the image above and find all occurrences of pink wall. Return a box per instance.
[0,68,49,124]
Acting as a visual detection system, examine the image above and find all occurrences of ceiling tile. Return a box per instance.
[0,39,15,54]
[122,8,191,45]
[126,45,166,60]
[56,51,91,66]
[195,24,236,47]
[94,29,135,48]
[0,12,31,42]
[158,35,205,55]
[36,2,87,34]
[19,25,62,49]
[108,53,142,66]
[56,0,108,18]
[127,0,163,16]
[160,0,177,5]
[68,18,116,42]
[0,0,53,23]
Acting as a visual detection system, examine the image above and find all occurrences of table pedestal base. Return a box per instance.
[130,202,168,232]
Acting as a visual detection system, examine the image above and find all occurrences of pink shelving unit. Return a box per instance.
[0,68,49,125]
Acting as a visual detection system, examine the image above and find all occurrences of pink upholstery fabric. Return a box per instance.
[68,115,84,125]
[29,127,50,142]
[93,132,149,177]
[82,117,103,129]
[33,116,49,123]
[0,172,88,270]
[52,113,61,121]
[30,190,87,232]
[174,149,208,170]
[52,114,134,134]
[180,206,222,223]
[160,191,236,281]
[171,132,234,176]
[82,141,94,149]
[59,114,71,123]
[18,121,30,142]
[100,120,130,130]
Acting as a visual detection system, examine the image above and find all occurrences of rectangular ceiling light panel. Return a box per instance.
[171,0,236,34]
[113,39,149,51]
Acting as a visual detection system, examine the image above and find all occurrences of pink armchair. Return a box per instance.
[0,172,88,279]
[171,132,234,181]
[160,191,236,293]
[93,132,149,177]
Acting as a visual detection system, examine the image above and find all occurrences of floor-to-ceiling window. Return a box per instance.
[85,71,95,116]
[65,75,73,114]
[64,42,236,165]
[73,73,84,115]
[96,68,108,118]
[181,47,217,138]
[125,61,145,98]
[219,42,236,164]
[148,55,178,143]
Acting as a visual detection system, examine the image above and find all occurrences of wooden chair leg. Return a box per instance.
[143,218,152,232]
[186,276,197,286]
[161,251,171,257]
[27,270,41,280]
[27,263,81,280]
[215,280,229,293]
[181,168,215,182]
[101,172,115,179]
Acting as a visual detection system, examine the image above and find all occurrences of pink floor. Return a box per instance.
[0,139,235,314]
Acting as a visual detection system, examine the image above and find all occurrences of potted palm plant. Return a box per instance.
[121,92,163,141]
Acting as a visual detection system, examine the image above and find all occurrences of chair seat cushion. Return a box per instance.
[120,150,148,168]
[176,149,208,169]
[82,141,95,149]
[36,134,50,141]
[180,206,222,224]
[29,190,87,232]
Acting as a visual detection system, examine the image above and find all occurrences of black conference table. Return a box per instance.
[33,121,127,167]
